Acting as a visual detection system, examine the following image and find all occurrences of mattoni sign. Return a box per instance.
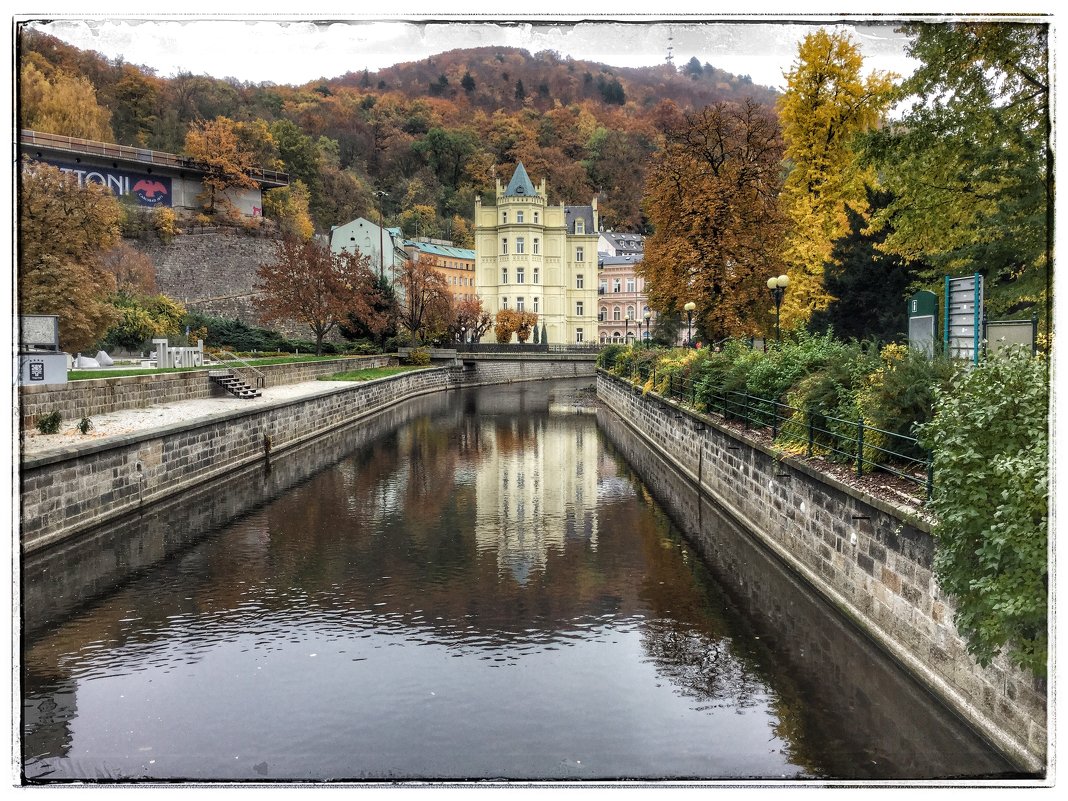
[45,159,172,207]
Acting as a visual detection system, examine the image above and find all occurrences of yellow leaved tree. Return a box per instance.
[777,29,896,329]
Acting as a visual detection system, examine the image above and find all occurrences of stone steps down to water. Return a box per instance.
[208,370,262,399]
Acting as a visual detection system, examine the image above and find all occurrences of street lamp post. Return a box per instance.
[624,316,629,344]
[684,301,696,347]
[766,274,790,344]
[643,310,652,346]
[373,190,389,281]
[460,326,466,349]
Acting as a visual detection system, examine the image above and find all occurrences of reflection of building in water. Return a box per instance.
[475,415,599,584]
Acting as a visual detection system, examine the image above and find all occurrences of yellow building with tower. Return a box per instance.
[474,163,600,345]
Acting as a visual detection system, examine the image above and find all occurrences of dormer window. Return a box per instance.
[575,219,585,234]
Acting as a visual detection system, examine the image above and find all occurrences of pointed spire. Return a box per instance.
[504,162,537,197]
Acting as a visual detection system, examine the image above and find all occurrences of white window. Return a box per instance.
[501,268,508,284]
[626,278,635,292]
[533,238,540,255]
[533,211,539,224]
[517,296,525,312]
[576,328,584,343]
[576,273,584,289]
[576,301,584,316]
[516,266,525,284]
[502,211,508,224]
[503,238,510,255]
[517,211,524,223]
[627,305,635,319]
[613,279,621,292]
[599,306,607,321]
[501,297,508,309]
[533,296,539,313]
[576,219,585,234]
[613,306,621,321]
[533,268,540,284]
[576,246,584,262]
[516,237,525,254]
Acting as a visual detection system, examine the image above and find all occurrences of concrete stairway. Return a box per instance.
[209,370,262,399]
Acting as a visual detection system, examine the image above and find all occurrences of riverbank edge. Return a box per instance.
[19,358,596,553]
[596,370,1045,774]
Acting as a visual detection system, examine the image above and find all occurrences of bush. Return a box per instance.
[918,347,1049,674]
[36,411,61,434]
[405,346,431,366]
[77,416,93,434]
[596,343,627,371]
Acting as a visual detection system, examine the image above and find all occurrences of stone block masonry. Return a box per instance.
[596,370,1045,773]
[19,356,394,431]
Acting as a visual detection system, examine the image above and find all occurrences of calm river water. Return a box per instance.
[21,379,1015,782]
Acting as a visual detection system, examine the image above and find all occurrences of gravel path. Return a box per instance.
[19,380,343,456]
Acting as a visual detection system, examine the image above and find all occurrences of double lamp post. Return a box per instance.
[766,274,789,343]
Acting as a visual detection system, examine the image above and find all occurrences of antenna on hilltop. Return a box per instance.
[666,31,674,67]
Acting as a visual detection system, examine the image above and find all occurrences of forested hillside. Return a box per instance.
[20,30,776,239]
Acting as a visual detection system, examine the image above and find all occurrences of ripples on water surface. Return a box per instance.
[21,380,1014,782]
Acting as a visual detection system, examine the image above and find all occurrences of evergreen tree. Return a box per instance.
[460,71,475,92]
[514,79,526,101]
[808,188,924,343]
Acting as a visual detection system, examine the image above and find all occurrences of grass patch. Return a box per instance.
[319,366,432,382]
[66,354,380,381]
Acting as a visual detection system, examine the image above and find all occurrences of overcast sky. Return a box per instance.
[23,15,928,92]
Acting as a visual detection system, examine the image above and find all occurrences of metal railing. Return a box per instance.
[630,365,933,499]
[20,129,289,185]
[215,350,267,388]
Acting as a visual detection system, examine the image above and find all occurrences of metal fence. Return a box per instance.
[631,365,933,499]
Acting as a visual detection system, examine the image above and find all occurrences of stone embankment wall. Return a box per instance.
[596,371,1045,772]
[18,356,394,431]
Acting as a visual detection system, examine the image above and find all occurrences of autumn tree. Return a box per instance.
[20,59,114,141]
[453,297,493,342]
[263,179,315,239]
[640,100,787,341]
[183,116,260,215]
[98,242,158,295]
[862,23,1050,326]
[776,29,896,329]
[397,257,453,344]
[18,161,122,352]
[493,309,537,344]
[104,293,186,351]
[256,237,382,354]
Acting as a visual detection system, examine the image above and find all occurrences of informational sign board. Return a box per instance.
[44,158,173,207]
[16,353,68,386]
[944,273,984,365]
[986,318,1037,356]
[907,290,938,357]
[20,315,60,350]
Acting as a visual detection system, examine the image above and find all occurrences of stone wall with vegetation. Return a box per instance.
[597,370,1045,772]
[18,356,394,431]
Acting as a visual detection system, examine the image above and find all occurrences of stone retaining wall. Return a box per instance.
[18,356,394,431]
[596,370,1045,772]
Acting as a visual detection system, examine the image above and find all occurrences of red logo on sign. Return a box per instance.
[132,179,169,205]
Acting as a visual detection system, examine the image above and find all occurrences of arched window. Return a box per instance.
[613,306,621,321]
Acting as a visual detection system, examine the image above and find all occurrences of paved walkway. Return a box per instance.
[19,380,346,457]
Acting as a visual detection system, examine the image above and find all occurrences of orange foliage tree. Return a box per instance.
[256,237,383,354]
[494,308,538,344]
[453,297,494,343]
[640,99,787,341]
[397,257,453,344]
[183,116,260,215]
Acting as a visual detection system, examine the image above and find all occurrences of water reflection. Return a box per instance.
[21,380,1013,782]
